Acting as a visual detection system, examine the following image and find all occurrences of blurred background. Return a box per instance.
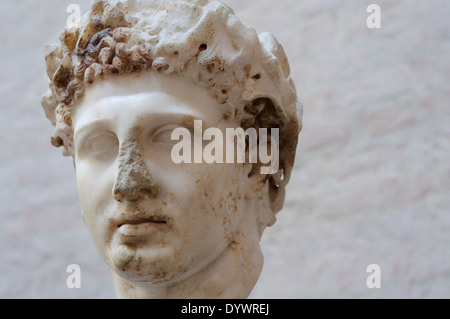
[0,0,449,298]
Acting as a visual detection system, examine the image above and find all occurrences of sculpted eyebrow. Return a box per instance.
[75,120,112,142]
[137,113,201,130]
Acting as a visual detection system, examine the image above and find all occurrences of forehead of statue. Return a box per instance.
[72,72,226,136]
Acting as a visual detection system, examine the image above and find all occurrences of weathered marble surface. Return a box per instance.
[40,0,300,298]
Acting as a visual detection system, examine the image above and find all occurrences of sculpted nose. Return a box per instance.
[113,127,159,202]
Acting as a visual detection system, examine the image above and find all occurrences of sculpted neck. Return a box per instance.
[111,228,263,299]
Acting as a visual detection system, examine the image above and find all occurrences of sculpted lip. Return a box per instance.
[118,218,167,227]
[116,216,169,238]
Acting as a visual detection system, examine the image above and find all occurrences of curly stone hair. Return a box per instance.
[41,0,302,222]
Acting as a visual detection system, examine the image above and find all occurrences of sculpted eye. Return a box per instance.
[87,133,119,156]
[152,124,187,145]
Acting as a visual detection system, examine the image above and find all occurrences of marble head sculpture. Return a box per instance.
[41,0,302,298]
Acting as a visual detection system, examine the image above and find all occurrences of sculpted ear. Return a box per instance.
[240,99,287,215]
[243,129,285,215]
[244,159,287,214]
[240,94,301,231]
[244,159,287,233]
[244,163,268,200]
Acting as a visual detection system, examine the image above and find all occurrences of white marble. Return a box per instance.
[41,0,300,298]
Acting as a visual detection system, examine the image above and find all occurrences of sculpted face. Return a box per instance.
[42,0,301,298]
[73,72,257,288]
